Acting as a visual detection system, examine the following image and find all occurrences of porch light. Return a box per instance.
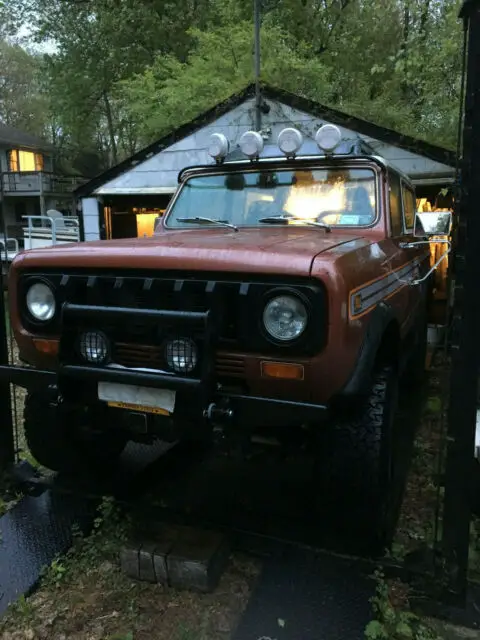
[239,131,264,159]
[278,128,303,157]
[208,133,230,161]
[315,124,342,153]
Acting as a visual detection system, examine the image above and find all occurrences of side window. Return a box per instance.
[388,172,403,236]
[402,184,416,231]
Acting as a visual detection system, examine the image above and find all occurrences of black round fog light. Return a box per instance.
[165,338,198,373]
[79,331,109,365]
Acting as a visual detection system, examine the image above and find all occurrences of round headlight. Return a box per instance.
[26,282,56,321]
[263,295,308,342]
[165,338,198,373]
[79,331,109,364]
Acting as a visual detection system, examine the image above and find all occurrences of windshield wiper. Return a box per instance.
[258,215,331,233]
[176,217,238,231]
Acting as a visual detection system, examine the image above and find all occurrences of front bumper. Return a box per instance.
[0,364,328,427]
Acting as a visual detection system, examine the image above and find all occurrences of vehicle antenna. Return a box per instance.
[254,0,262,132]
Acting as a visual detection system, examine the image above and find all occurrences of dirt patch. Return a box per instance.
[0,500,261,640]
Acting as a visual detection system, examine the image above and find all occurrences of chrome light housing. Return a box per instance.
[25,282,56,322]
[263,295,308,342]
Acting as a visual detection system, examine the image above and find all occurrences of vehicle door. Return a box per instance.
[385,171,426,334]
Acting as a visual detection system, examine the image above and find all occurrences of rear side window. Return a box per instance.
[402,184,416,231]
[389,172,403,236]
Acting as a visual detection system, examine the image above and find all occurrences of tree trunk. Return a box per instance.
[103,90,118,166]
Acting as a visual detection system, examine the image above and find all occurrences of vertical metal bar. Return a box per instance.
[0,189,14,471]
[254,0,262,131]
[39,173,45,216]
[440,0,480,602]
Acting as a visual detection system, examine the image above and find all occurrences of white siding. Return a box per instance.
[94,97,453,197]
[82,197,100,241]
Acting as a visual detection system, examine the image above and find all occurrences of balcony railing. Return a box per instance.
[0,215,81,267]
[1,171,85,195]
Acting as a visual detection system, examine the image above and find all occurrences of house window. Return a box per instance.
[7,150,44,172]
[8,150,19,171]
[34,153,44,171]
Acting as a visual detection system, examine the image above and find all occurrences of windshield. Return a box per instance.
[165,167,377,229]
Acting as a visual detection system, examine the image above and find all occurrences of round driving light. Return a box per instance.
[208,133,230,161]
[26,282,56,321]
[79,331,109,364]
[263,295,308,342]
[239,131,264,159]
[315,124,342,153]
[278,127,303,156]
[165,338,198,373]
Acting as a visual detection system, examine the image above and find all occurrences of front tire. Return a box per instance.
[23,392,129,474]
[318,365,399,549]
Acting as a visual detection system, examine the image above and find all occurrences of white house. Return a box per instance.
[0,124,83,258]
[75,84,456,242]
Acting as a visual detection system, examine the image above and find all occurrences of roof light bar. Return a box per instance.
[315,124,342,153]
[239,131,264,159]
[277,127,303,157]
[208,133,230,162]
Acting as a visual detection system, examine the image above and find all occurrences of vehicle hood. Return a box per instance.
[13,228,364,277]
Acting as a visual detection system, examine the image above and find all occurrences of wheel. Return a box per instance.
[317,365,399,549]
[23,392,129,474]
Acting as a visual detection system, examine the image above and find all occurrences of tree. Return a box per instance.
[0,39,48,136]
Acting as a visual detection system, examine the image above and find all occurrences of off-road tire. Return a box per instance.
[24,392,129,474]
[318,365,399,549]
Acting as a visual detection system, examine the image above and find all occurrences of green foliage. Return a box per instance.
[41,496,129,590]
[0,0,466,168]
[365,570,441,640]
[0,39,49,135]
[8,595,34,622]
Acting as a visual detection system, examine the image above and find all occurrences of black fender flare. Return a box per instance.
[341,302,398,398]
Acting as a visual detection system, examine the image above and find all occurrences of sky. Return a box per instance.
[15,23,57,54]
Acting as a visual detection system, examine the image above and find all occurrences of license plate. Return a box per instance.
[98,382,176,415]
[106,401,170,416]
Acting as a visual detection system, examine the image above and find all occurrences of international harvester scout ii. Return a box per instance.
[7,125,450,536]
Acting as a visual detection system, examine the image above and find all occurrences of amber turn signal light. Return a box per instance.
[32,338,59,356]
[261,361,304,380]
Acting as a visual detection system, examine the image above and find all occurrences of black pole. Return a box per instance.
[254,0,262,131]
[0,187,15,472]
[440,0,480,602]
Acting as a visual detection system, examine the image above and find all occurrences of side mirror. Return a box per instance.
[414,211,452,237]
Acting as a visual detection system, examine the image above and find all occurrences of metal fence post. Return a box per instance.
[440,0,480,602]
[0,187,15,472]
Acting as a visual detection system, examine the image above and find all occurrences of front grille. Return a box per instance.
[215,353,246,379]
[21,270,327,357]
[114,342,246,381]
[115,343,162,368]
